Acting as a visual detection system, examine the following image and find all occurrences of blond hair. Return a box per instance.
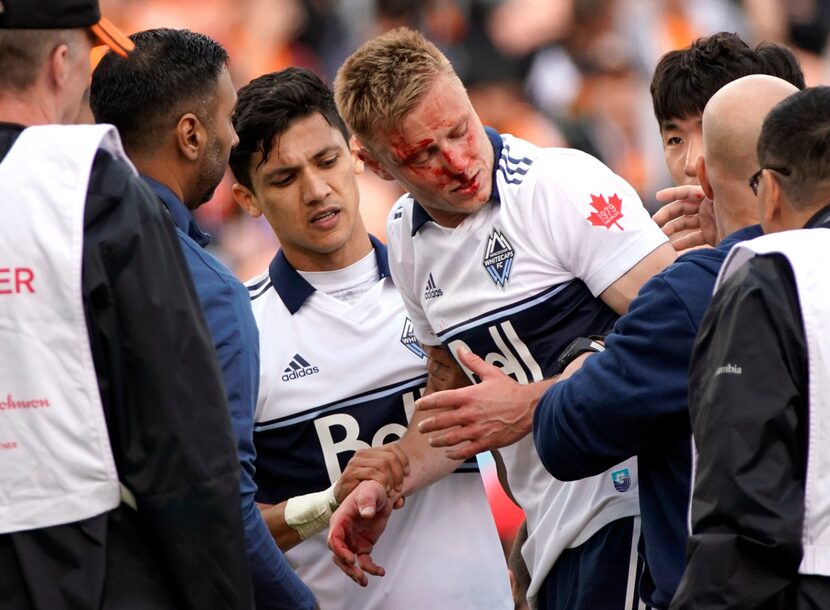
[334,27,456,147]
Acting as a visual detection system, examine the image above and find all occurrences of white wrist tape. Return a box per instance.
[284,484,340,540]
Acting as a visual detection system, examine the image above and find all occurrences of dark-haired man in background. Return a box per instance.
[0,3,253,610]
[90,28,315,610]
[673,85,830,609]
[650,32,805,250]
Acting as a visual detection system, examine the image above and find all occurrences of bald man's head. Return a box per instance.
[698,74,798,240]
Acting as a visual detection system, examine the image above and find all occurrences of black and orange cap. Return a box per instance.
[0,0,134,57]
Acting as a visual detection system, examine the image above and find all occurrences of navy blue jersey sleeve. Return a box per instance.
[177,240,315,609]
[533,272,697,479]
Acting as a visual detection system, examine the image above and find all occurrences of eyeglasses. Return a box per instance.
[749,165,791,196]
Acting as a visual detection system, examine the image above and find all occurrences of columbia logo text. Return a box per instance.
[282,354,319,382]
[424,273,443,300]
[714,363,742,377]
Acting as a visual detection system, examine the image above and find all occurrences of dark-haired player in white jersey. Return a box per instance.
[228,67,512,610]
[330,27,676,610]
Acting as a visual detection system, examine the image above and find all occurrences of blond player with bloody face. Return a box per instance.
[329,27,677,610]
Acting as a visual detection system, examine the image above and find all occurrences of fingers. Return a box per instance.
[456,346,498,380]
[662,214,700,237]
[669,230,710,252]
[652,198,704,228]
[337,445,410,500]
[355,480,387,518]
[332,551,368,587]
[655,184,706,204]
[416,385,469,413]
[444,441,480,461]
[357,552,386,578]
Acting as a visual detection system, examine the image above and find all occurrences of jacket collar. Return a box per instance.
[141,175,211,247]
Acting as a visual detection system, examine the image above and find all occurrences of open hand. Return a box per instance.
[328,480,397,586]
[653,185,717,251]
[415,348,553,459]
[333,444,409,504]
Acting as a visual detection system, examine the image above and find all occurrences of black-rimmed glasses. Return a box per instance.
[749,165,791,196]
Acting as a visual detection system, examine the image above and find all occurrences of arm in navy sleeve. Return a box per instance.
[185,254,316,610]
[84,156,254,609]
[671,256,807,609]
[533,271,697,479]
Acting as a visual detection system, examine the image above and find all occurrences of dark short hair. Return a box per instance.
[230,67,348,190]
[90,28,228,156]
[650,32,805,127]
[757,86,830,207]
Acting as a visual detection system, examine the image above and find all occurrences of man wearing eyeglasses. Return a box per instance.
[672,86,830,609]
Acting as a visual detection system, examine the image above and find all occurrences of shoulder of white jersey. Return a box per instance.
[386,193,416,239]
[494,134,606,191]
[245,269,272,302]
[493,133,539,191]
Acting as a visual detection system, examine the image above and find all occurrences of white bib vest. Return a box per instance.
[716,227,830,576]
[0,124,135,534]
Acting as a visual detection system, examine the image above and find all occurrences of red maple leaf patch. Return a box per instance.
[587,193,624,230]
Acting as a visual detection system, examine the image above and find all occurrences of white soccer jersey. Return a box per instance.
[247,236,512,610]
[386,129,668,604]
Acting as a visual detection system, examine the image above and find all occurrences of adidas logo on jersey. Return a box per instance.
[483,229,515,287]
[424,272,443,300]
[281,353,319,382]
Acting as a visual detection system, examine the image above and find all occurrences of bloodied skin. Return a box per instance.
[365,73,495,228]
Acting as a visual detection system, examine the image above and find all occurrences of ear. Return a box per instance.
[762,169,783,229]
[696,156,714,201]
[349,135,365,176]
[176,113,204,162]
[47,43,72,91]
[231,182,262,219]
[354,138,395,181]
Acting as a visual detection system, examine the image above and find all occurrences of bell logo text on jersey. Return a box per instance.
[314,386,423,484]
[611,468,631,492]
[400,317,427,359]
[424,272,443,300]
[483,229,515,287]
[447,321,543,385]
[587,193,624,230]
[281,353,319,381]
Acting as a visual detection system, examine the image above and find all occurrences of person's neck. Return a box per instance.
[137,159,190,207]
[0,92,59,126]
[284,232,374,272]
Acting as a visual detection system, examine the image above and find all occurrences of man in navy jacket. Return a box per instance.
[533,75,798,608]
[90,29,315,609]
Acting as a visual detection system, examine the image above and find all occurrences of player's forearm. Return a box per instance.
[398,415,464,496]
[258,501,302,551]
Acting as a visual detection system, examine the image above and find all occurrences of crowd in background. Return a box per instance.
[99,0,830,279]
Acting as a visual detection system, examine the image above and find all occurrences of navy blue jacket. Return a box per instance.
[144,178,315,610]
[533,225,763,609]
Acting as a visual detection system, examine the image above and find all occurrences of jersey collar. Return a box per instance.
[269,234,391,314]
[410,126,502,236]
[141,175,212,248]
